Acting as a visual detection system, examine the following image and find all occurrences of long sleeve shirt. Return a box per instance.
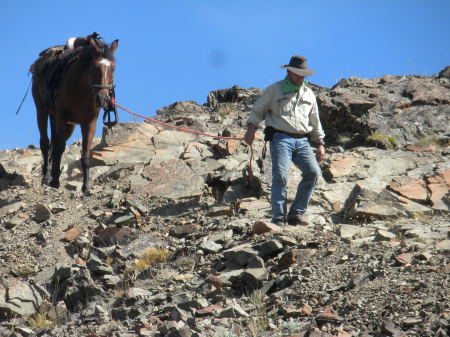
[247,80,325,141]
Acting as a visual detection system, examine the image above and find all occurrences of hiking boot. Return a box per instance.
[287,213,311,226]
[272,219,285,226]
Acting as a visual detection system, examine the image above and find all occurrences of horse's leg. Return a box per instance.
[37,105,51,184]
[49,115,73,189]
[34,84,52,185]
[80,119,97,193]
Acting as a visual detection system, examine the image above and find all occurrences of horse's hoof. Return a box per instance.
[49,180,60,189]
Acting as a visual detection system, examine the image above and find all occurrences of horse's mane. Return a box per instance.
[30,36,114,76]
[73,38,115,70]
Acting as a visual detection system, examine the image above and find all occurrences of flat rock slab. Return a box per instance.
[133,159,204,199]
[92,123,159,165]
[0,278,43,318]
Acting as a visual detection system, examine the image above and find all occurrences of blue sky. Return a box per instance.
[1,0,449,150]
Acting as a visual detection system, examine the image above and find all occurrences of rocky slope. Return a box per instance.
[0,68,449,337]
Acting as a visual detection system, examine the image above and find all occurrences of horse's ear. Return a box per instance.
[110,39,119,53]
[89,38,100,53]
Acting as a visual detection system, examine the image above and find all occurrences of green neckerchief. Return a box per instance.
[282,76,308,95]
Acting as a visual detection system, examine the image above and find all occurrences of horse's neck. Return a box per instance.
[64,62,91,91]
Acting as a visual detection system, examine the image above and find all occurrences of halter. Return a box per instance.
[92,82,118,128]
[92,83,115,89]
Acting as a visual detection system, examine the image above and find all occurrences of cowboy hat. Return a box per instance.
[281,55,314,76]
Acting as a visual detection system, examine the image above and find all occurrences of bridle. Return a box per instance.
[92,82,118,128]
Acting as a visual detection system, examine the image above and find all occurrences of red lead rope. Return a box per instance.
[112,99,241,140]
[112,98,254,185]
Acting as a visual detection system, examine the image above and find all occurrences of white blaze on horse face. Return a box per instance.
[99,58,111,84]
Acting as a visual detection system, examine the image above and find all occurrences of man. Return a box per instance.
[244,55,325,226]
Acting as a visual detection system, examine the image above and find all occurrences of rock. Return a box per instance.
[199,240,223,254]
[47,201,67,214]
[0,278,43,318]
[338,224,372,240]
[4,214,25,229]
[34,203,52,222]
[196,305,222,316]
[405,144,435,152]
[242,268,268,289]
[252,221,281,234]
[206,85,262,108]
[375,229,397,241]
[16,327,36,337]
[219,303,249,318]
[395,253,415,265]
[0,201,24,218]
[97,227,134,245]
[64,227,82,242]
[435,240,450,252]
[86,255,114,274]
[426,169,450,211]
[56,267,103,311]
[223,244,259,267]
[387,176,428,203]
[116,233,161,258]
[215,269,245,287]
[135,159,204,199]
[253,240,283,257]
[239,197,271,213]
[93,123,159,165]
[113,214,136,226]
[208,229,233,243]
[169,224,202,238]
[281,303,313,318]
[316,312,344,325]
[66,181,83,192]
[381,318,401,336]
[208,203,234,217]
[325,154,357,179]
[278,250,298,267]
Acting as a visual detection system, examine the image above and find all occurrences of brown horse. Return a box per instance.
[30,34,118,192]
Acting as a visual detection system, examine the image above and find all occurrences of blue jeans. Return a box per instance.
[270,132,320,222]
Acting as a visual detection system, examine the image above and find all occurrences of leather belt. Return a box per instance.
[275,129,309,139]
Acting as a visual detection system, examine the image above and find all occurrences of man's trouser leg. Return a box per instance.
[270,133,294,223]
[288,138,320,217]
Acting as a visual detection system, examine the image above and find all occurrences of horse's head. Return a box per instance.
[89,37,119,111]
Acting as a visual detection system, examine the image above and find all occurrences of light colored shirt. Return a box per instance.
[247,80,325,141]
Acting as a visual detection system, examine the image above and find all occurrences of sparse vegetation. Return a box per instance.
[133,247,168,270]
[413,237,427,243]
[12,263,35,277]
[336,132,353,146]
[153,268,178,283]
[417,135,446,147]
[216,103,236,116]
[174,256,196,271]
[248,291,270,335]
[365,133,397,148]
[28,313,56,330]
[279,320,308,336]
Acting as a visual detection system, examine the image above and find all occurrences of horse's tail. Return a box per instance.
[15,77,32,115]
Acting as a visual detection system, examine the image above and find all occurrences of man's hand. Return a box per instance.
[244,124,257,145]
[316,144,325,161]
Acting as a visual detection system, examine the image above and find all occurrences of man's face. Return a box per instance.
[287,70,305,86]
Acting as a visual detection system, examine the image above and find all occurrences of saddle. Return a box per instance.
[30,33,102,107]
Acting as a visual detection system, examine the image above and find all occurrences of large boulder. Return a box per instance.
[0,278,43,319]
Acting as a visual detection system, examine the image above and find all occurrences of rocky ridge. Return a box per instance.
[0,68,449,337]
